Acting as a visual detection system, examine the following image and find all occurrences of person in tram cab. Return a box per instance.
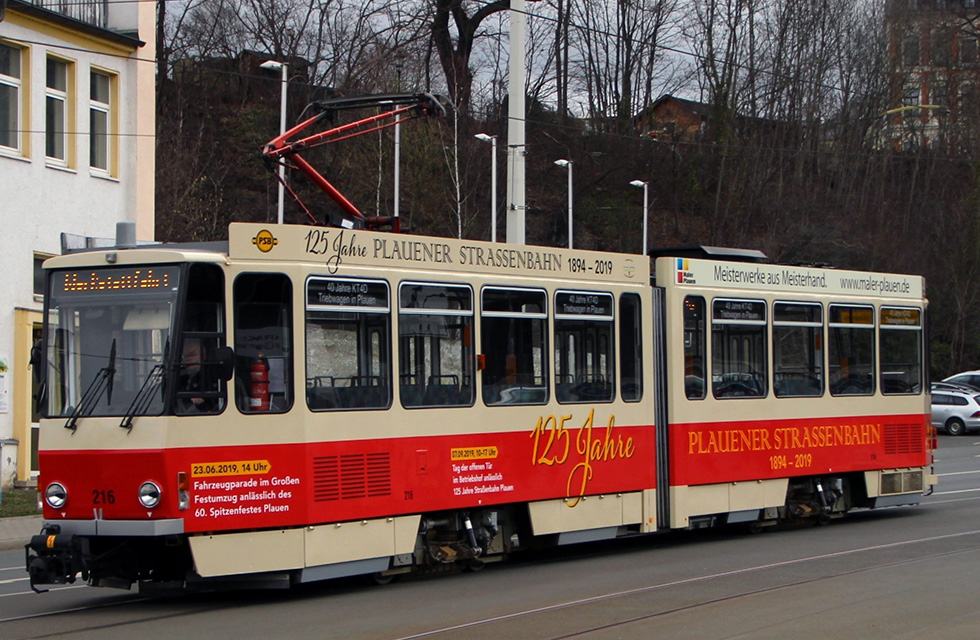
[177,338,218,413]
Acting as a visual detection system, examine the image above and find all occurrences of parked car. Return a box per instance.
[942,371,980,391]
[931,387,980,435]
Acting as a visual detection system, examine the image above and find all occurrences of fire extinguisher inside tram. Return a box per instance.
[250,354,270,411]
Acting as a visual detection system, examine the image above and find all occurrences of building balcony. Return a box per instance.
[28,0,107,29]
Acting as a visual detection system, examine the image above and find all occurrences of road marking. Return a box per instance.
[0,584,85,600]
[938,469,980,476]
[927,494,980,505]
[933,487,980,495]
[393,528,980,640]
[0,576,27,584]
[0,589,143,622]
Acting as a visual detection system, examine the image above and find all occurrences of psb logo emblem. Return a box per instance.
[252,229,278,253]
[623,259,636,279]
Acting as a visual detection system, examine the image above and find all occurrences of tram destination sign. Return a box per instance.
[306,277,389,312]
[53,266,179,297]
[555,291,614,318]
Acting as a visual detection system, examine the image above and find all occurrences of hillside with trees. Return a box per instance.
[155,0,980,376]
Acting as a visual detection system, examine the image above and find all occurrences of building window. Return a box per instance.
[90,70,112,172]
[46,57,70,163]
[902,84,921,118]
[962,35,977,64]
[933,30,951,67]
[931,81,949,112]
[960,84,977,115]
[904,35,920,68]
[33,253,51,297]
[0,42,21,153]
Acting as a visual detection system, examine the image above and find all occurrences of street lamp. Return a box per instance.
[554,159,573,249]
[260,59,288,224]
[629,180,649,256]
[475,133,498,242]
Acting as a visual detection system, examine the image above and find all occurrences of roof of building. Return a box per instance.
[5,0,144,48]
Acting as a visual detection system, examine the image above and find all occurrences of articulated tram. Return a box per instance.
[26,223,934,591]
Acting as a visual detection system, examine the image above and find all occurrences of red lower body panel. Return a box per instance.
[40,408,656,534]
[670,413,929,486]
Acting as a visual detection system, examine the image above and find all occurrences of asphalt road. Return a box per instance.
[2,435,979,640]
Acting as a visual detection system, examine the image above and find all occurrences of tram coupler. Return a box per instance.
[25,528,88,593]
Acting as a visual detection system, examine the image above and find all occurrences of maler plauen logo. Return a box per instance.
[252,229,278,253]
[676,258,695,284]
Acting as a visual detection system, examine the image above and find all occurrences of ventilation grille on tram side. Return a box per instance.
[313,453,392,501]
[883,422,924,455]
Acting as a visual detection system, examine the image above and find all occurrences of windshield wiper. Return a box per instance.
[64,339,117,432]
[119,364,164,432]
[119,339,170,432]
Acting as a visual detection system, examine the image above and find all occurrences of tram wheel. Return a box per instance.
[367,572,395,586]
[946,418,966,437]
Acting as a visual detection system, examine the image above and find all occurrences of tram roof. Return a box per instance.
[648,245,768,263]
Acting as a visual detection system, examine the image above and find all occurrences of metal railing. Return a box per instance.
[31,0,107,29]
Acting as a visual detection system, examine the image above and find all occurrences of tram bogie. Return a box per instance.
[25,223,934,592]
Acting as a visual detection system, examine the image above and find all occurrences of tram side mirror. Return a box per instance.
[212,346,236,381]
[29,340,43,384]
[29,339,47,412]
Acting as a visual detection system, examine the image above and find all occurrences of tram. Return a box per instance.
[25,223,934,592]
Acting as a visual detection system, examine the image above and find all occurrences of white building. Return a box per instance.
[0,0,155,488]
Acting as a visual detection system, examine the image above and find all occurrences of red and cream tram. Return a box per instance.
[26,223,934,591]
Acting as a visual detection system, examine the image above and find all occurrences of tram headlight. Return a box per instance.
[138,481,162,508]
[45,482,67,509]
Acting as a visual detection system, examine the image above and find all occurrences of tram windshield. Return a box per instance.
[44,266,180,418]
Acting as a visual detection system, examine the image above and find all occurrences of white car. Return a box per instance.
[931,385,980,436]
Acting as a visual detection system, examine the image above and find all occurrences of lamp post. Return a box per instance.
[554,159,573,249]
[629,180,649,256]
[475,133,498,242]
[260,59,288,224]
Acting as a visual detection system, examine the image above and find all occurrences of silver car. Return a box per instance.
[942,371,980,390]
[931,385,980,435]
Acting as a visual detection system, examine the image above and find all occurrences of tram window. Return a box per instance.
[683,296,706,399]
[175,263,227,415]
[234,273,293,413]
[711,299,767,399]
[555,291,614,403]
[45,264,182,418]
[828,305,875,396]
[619,293,643,402]
[773,302,823,398]
[481,287,548,406]
[399,282,474,408]
[305,278,391,411]
[879,307,922,395]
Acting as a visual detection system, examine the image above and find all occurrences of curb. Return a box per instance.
[0,515,42,551]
